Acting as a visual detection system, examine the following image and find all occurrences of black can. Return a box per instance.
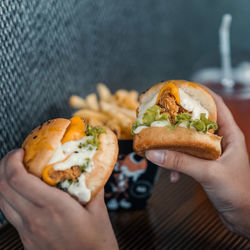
[105,139,159,210]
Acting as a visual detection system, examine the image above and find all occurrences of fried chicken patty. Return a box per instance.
[158,90,190,123]
[50,166,82,183]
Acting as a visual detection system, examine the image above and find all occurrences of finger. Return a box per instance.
[0,150,37,216]
[0,197,23,230]
[146,150,212,183]
[2,150,68,206]
[170,171,180,183]
[0,177,37,218]
[208,91,246,153]
[86,189,106,214]
[205,89,240,137]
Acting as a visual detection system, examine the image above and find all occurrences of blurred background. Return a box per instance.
[1,0,250,224]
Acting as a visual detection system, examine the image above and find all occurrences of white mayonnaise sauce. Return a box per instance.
[133,120,171,134]
[60,174,91,203]
[178,122,196,130]
[137,92,158,123]
[179,88,208,119]
[48,136,97,202]
[151,120,170,127]
[133,126,149,134]
[49,136,96,172]
[178,121,188,128]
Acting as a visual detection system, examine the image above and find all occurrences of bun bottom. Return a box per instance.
[133,126,222,160]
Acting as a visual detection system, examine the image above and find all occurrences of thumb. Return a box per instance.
[1,149,24,163]
[86,189,106,213]
[146,150,211,183]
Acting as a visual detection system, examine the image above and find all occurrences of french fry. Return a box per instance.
[97,83,113,102]
[87,118,105,127]
[128,90,139,102]
[116,112,133,127]
[114,90,139,110]
[114,89,128,98]
[100,101,136,119]
[106,119,122,138]
[120,130,133,140]
[69,95,87,109]
[86,93,99,111]
[114,89,128,106]
[111,113,134,138]
[70,83,139,140]
[73,109,109,123]
[120,98,139,110]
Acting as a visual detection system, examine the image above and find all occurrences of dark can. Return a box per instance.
[105,139,159,210]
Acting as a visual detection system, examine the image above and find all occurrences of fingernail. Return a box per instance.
[146,150,165,165]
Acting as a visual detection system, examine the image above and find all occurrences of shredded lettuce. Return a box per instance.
[175,113,192,128]
[132,104,218,134]
[175,113,218,133]
[142,105,168,125]
[132,105,169,134]
[79,125,106,149]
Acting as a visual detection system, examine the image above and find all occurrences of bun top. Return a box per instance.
[22,118,70,177]
[140,80,217,122]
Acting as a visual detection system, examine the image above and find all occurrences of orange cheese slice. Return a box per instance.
[61,116,85,144]
[42,116,85,185]
[42,164,58,186]
[42,153,73,186]
[156,82,180,105]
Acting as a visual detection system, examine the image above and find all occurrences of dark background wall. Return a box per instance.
[0,0,250,157]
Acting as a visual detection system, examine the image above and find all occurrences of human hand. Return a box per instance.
[0,149,118,250]
[146,91,250,238]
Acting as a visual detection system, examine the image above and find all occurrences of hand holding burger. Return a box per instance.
[22,115,118,204]
[145,81,250,239]
[0,117,119,249]
[133,80,222,160]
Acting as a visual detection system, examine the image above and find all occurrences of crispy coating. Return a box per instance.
[158,90,190,123]
[50,166,82,183]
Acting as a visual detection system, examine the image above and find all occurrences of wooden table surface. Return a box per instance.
[0,168,249,249]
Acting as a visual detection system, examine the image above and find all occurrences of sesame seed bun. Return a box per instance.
[22,118,70,177]
[22,118,118,203]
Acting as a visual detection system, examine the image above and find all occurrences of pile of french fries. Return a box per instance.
[69,83,139,139]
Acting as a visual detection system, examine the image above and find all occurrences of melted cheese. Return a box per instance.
[61,116,85,144]
[156,82,180,105]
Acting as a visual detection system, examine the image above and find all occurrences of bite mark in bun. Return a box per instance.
[132,80,222,160]
[22,116,118,203]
